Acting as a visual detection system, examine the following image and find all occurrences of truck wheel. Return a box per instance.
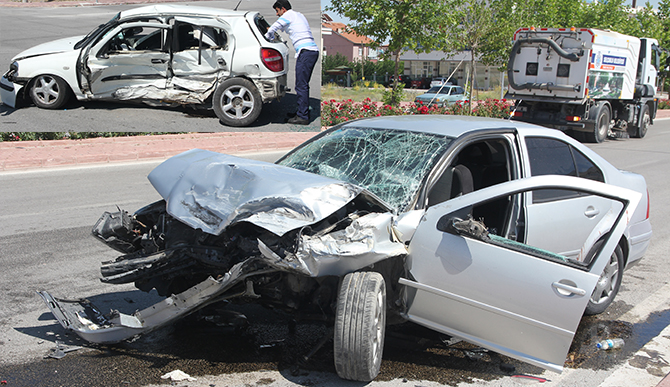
[585,107,610,143]
[30,74,71,109]
[334,272,386,382]
[628,105,650,138]
[212,78,262,127]
[585,245,624,315]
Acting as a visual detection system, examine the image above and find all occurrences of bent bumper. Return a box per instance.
[0,74,21,108]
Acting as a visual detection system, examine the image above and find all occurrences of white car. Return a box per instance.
[429,76,453,88]
[0,5,289,127]
[40,116,651,382]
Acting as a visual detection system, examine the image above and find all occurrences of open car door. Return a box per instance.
[401,175,640,373]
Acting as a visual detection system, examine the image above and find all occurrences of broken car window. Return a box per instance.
[175,24,227,51]
[107,26,164,52]
[278,127,453,211]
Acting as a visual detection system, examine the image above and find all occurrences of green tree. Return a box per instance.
[442,0,497,111]
[322,52,350,80]
[327,0,455,104]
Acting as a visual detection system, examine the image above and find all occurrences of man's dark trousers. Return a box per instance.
[295,49,319,121]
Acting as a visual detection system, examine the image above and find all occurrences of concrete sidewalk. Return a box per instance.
[0,131,318,171]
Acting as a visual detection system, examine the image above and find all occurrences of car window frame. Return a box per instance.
[524,136,605,204]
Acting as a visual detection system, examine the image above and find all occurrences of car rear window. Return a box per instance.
[255,14,271,37]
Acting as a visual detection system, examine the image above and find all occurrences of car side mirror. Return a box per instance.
[437,215,489,241]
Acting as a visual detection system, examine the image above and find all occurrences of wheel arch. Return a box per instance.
[618,235,630,269]
[646,100,655,125]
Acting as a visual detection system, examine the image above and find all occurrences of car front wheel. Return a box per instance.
[30,74,71,109]
[585,245,624,315]
[334,271,386,382]
[212,78,262,127]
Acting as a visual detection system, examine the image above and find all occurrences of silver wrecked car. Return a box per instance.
[0,5,288,127]
[40,115,651,381]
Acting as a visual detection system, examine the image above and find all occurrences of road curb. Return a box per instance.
[597,283,670,387]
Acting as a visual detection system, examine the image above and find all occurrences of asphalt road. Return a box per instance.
[0,0,322,131]
[1,122,670,386]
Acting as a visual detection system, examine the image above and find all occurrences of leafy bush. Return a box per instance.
[658,99,670,109]
[321,98,512,127]
[382,84,405,106]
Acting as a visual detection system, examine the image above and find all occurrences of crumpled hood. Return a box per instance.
[14,35,84,61]
[148,149,367,237]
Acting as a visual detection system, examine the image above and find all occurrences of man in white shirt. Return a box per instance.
[265,0,319,125]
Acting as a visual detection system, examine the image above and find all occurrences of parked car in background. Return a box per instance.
[40,115,651,382]
[0,4,288,127]
[385,74,413,88]
[430,76,453,88]
[411,77,431,89]
[415,85,467,107]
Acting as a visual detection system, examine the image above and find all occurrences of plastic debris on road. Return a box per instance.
[161,370,196,382]
[44,341,83,359]
[596,338,625,350]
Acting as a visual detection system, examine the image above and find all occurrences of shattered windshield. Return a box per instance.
[278,127,453,211]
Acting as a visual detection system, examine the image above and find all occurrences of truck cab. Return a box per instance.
[637,38,661,96]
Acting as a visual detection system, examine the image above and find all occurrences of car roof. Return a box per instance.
[119,4,249,19]
[338,115,543,138]
[428,85,455,90]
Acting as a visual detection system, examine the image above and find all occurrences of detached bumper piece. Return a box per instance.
[37,258,262,344]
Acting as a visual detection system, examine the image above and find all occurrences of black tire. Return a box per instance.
[585,245,624,315]
[212,78,262,127]
[585,106,610,143]
[334,272,386,382]
[30,74,71,109]
[628,105,650,139]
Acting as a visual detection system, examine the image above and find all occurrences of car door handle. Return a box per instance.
[151,59,167,64]
[584,206,600,218]
[552,281,587,296]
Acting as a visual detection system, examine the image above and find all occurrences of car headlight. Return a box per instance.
[6,61,19,81]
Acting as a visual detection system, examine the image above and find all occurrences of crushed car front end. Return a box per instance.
[0,62,21,108]
[40,149,410,343]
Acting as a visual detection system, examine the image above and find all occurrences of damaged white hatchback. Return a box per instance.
[0,4,288,126]
[39,116,652,381]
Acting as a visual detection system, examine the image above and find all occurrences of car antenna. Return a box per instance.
[234,0,242,11]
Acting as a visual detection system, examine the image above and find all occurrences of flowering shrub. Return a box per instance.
[321,98,513,127]
[658,99,670,109]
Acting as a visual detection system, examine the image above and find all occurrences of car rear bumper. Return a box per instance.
[626,218,652,268]
[254,74,287,102]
